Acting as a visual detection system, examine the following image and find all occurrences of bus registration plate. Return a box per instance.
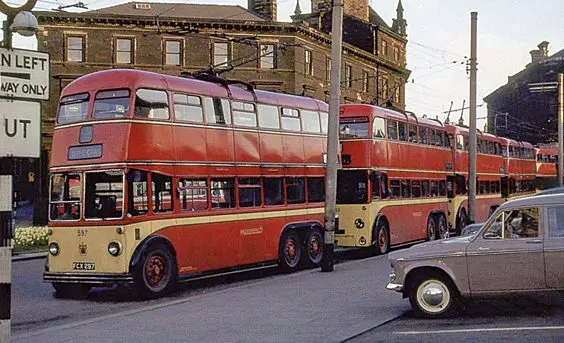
[73,262,95,270]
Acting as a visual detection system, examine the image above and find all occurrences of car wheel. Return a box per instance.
[303,229,323,267]
[53,283,92,299]
[133,244,177,299]
[409,273,459,318]
[372,221,390,255]
[437,215,448,239]
[426,216,437,241]
[279,231,302,272]
[456,209,468,236]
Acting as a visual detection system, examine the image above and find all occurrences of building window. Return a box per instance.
[305,49,313,76]
[382,78,389,100]
[362,70,369,92]
[67,36,84,62]
[381,40,388,56]
[393,46,399,61]
[394,83,401,103]
[260,44,275,69]
[326,57,331,82]
[344,65,352,88]
[214,42,229,67]
[115,38,133,64]
[165,40,181,66]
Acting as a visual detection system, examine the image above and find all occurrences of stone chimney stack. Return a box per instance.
[311,0,369,21]
[248,0,277,21]
[530,41,550,64]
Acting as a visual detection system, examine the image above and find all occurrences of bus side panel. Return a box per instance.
[234,131,260,164]
[173,125,207,163]
[380,202,446,244]
[282,135,305,164]
[128,123,174,161]
[207,127,235,162]
[259,132,283,164]
[302,136,324,165]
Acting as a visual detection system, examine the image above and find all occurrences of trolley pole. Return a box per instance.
[321,0,344,272]
[559,73,564,187]
[468,12,478,223]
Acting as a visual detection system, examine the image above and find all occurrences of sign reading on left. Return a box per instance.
[0,47,50,100]
[0,99,40,158]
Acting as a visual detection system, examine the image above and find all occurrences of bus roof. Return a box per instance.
[62,69,328,112]
[444,124,503,143]
[339,104,445,129]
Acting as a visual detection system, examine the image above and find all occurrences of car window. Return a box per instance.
[483,208,539,239]
[547,206,564,237]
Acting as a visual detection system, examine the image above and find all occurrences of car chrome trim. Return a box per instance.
[466,249,543,256]
[386,282,404,292]
[395,251,465,262]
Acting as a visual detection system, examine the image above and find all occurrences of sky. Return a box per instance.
[2,0,563,130]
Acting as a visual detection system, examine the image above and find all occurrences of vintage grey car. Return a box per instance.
[386,193,564,318]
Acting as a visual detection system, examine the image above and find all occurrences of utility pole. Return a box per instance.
[321,0,344,272]
[468,12,478,223]
[558,73,563,187]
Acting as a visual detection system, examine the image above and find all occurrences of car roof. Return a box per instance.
[499,193,564,210]
[536,187,564,196]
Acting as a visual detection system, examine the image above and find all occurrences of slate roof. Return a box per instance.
[87,2,266,22]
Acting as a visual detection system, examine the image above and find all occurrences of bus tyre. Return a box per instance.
[303,229,323,267]
[133,244,177,299]
[456,209,468,236]
[279,231,302,273]
[426,216,437,241]
[437,215,448,239]
[372,221,390,255]
[53,283,91,299]
[408,271,460,318]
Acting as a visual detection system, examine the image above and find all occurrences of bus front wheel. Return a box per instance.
[53,283,91,299]
[133,244,177,299]
[372,221,390,255]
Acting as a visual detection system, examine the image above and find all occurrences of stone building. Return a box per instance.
[24,0,410,223]
[484,41,564,145]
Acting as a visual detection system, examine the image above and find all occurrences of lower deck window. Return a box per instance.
[211,178,236,209]
[85,171,124,219]
[286,177,305,204]
[128,170,148,216]
[152,173,173,213]
[178,178,208,211]
[264,178,284,205]
[239,177,261,207]
[307,177,325,203]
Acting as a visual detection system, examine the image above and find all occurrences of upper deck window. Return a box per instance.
[58,93,89,124]
[281,108,301,132]
[232,101,257,127]
[205,97,231,125]
[408,124,417,143]
[340,117,368,138]
[134,89,169,120]
[301,110,321,133]
[320,112,328,134]
[93,89,130,119]
[257,104,280,129]
[174,94,203,123]
[373,117,385,138]
[387,120,398,140]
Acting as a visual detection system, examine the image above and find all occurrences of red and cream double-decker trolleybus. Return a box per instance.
[446,125,505,233]
[45,69,329,298]
[535,146,558,190]
[500,138,536,200]
[335,104,452,254]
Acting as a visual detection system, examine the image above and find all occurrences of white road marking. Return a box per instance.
[394,326,564,335]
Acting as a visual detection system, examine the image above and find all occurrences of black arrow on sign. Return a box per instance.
[0,72,31,80]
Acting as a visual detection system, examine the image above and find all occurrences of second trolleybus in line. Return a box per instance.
[45,69,330,298]
[334,104,539,253]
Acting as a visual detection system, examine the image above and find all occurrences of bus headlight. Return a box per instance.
[354,218,365,229]
[108,241,122,256]
[49,242,60,255]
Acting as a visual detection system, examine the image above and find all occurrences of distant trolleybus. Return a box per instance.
[335,104,452,253]
[45,69,329,298]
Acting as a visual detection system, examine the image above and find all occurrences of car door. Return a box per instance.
[466,207,545,293]
[545,206,564,288]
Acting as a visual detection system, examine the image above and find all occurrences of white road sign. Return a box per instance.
[0,99,40,158]
[0,48,50,100]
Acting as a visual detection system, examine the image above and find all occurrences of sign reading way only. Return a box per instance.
[0,47,50,100]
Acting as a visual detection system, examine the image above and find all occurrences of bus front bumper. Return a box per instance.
[44,272,134,285]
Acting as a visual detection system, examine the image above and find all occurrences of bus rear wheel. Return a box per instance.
[279,231,302,272]
[456,209,468,236]
[303,229,323,267]
[133,244,176,299]
[53,283,91,299]
[427,216,437,241]
[437,215,448,239]
[372,221,390,255]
